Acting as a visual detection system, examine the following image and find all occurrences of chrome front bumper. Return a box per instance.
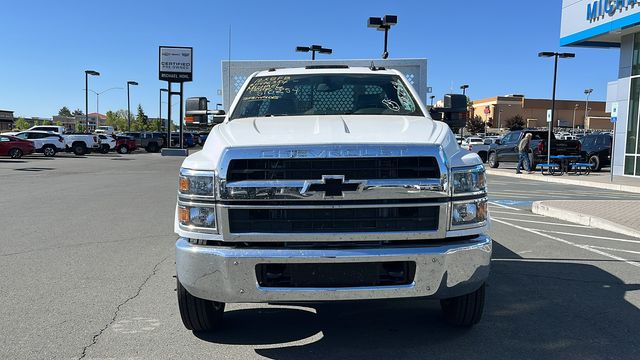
[176,235,491,303]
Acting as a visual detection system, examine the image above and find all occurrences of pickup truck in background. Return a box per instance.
[27,125,100,155]
[487,129,582,170]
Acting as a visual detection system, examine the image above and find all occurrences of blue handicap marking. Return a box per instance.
[611,117,617,124]
[493,199,533,207]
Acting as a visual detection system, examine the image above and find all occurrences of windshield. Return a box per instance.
[230,73,423,120]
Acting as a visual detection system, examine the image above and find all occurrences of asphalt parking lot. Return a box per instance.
[1,153,639,359]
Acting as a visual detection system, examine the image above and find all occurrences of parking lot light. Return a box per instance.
[84,70,100,132]
[368,15,397,59]
[296,45,332,60]
[538,51,575,164]
[460,84,469,96]
[127,81,139,132]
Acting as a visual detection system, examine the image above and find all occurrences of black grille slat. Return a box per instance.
[228,207,439,233]
[226,157,439,181]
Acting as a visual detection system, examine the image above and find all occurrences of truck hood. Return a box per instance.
[215,115,447,146]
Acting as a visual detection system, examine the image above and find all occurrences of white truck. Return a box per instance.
[174,66,491,331]
[27,125,100,155]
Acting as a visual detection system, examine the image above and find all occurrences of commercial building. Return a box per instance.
[0,110,14,131]
[471,95,610,130]
[561,0,640,177]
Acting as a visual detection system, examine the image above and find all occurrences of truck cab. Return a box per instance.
[174,66,491,331]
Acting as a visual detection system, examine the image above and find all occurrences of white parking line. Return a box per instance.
[587,245,640,255]
[492,217,589,228]
[492,218,640,268]
[489,210,544,217]
[488,202,521,211]
[536,230,640,245]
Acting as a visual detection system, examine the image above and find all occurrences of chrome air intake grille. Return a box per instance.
[228,206,439,233]
[226,157,440,182]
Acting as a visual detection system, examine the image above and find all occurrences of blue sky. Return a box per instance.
[1,0,619,119]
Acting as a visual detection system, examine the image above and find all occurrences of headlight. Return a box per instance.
[178,205,217,230]
[452,165,486,196]
[451,198,488,228]
[179,169,215,196]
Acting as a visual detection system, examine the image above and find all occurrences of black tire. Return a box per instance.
[529,154,537,171]
[9,148,23,159]
[146,142,159,153]
[440,283,485,327]
[117,144,129,154]
[589,155,601,172]
[177,279,225,332]
[72,142,87,156]
[99,145,110,154]
[488,152,499,168]
[43,145,56,157]
[478,152,488,163]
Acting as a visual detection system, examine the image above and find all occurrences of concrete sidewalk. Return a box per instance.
[532,200,640,239]
[486,168,640,194]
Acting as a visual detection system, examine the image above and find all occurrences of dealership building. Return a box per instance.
[562,0,640,177]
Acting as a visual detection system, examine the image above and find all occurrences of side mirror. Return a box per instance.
[211,110,225,124]
[186,97,209,125]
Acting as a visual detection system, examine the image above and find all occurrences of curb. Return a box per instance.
[486,169,640,194]
[531,201,640,239]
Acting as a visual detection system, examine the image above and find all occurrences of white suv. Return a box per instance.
[6,130,65,157]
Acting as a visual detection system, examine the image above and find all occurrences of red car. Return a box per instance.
[0,135,35,158]
[115,135,138,154]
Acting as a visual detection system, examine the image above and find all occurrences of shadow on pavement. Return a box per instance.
[195,241,640,359]
[0,160,26,163]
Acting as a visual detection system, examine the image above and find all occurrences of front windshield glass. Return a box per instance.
[230,74,423,120]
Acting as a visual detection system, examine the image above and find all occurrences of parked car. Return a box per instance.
[95,126,115,135]
[197,131,210,144]
[0,135,35,158]
[121,132,165,152]
[97,134,116,153]
[115,135,137,154]
[27,125,100,155]
[170,132,195,148]
[466,137,500,163]
[461,137,485,150]
[4,130,64,157]
[488,129,582,170]
[579,133,612,171]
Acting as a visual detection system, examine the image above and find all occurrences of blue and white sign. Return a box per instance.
[611,101,619,123]
[560,0,640,47]
[547,109,552,123]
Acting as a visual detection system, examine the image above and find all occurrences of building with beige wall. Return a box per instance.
[471,95,611,130]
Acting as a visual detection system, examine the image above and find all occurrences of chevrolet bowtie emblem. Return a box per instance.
[301,175,366,197]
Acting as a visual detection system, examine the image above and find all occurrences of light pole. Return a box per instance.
[430,95,435,107]
[584,88,593,128]
[84,87,123,128]
[127,81,138,132]
[460,84,469,96]
[368,15,397,59]
[160,88,168,134]
[538,51,575,164]
[572,104,579,132]
[84,70,100,132]
[296,45,332,60]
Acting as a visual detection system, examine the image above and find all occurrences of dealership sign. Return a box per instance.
[586,0,637,21]
[159,46,193,82]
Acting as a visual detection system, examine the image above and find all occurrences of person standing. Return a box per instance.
[516,133,533,174]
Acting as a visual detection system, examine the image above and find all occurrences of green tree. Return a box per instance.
[466,115,485,134]
[106,110,127,131]
[132,104,150,131]
[75,122,86,133]
[55,120,62,126]
[14,117,29,130]
[58,106,72,117]
[506,114,526,130]
[72,108,84,116]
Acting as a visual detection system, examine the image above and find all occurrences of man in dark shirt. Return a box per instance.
[516,133,533,174]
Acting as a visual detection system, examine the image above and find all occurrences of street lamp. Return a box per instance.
[584,88,593,126]
[460,84,470,96]
[84,70,100,132]
[538,51,575,164]
[429,95,436,107]
[84,87,123,127]
[127,81,138,131]
[296,45,332,60]
[368,15,397,59]
[572,103,579,132]
[160,88,168,133]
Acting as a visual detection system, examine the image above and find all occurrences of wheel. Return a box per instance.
[478,152,487,163]
[440,283,485,327]
[589,155,601,172]
[9,148,23,159]
[72,143,87,156]
[43,145,56,157]
[146,142,159,153]
[117,144,129,154]
[528,153,537,171]
[177,279,225,331]
[488,153,499,168]
[99,145,110,154]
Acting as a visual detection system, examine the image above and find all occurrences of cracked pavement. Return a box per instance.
[1,154,639,359]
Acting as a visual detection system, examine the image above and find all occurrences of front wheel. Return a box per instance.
[589,155,601,172]
[72,143,87,156]
[9,148,23,159]
[117,144,129,154]
[43,145,56,157]
[99,145,110,154]
[488,153,499,168]
[440,283,485,327]
[177,279,225,331]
